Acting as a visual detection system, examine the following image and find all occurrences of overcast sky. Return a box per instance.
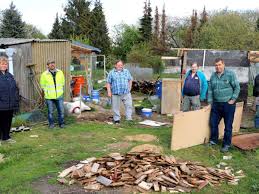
[1,0,259,36]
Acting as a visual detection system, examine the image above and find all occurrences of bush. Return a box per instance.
[127,43,163,73]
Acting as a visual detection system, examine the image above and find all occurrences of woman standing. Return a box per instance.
[0,55,19,144]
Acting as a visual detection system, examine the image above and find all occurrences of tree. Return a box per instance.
[112,24,141,61]
[160,4,168,53]
[127,42,163,73]
[49,13,63,39]
[0,2,26,38]
[152,6,160,46]
[256,17,259,31]
[25,24,46,39]
[139,0,153,42]
[198,13,259,50]
[185,10,198,48]
[89,0,110,55]
[199,6,208,29]
[61,0,91,38]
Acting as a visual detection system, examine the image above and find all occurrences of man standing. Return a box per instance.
[106,60,133,124]
[40,60,65,128]
[208,58,240,152]
[182,62,208,111]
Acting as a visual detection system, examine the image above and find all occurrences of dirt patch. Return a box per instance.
[32,174,132,194]
[130,144,163,153]
[31,175,85,194]
[106,142,131,151]
[124,134,158,142]
[77,111,113,123]
[62,160,80,169]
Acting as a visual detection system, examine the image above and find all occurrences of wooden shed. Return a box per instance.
[0,38,71,110]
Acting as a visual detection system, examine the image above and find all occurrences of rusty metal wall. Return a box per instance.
[32,41,71,101]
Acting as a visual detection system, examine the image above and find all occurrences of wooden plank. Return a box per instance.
[161,78,181,114]
[171,102,244,150]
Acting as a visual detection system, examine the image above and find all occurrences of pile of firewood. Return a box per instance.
[132,80,156,94]
[58,152,245,193]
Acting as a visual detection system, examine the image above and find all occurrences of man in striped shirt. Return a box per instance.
[208,58,240,152]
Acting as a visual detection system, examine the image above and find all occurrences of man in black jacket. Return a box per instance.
[253,74,259,128]
[0,55,19,144]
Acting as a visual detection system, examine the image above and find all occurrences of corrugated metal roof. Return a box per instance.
[0,38,69,46]
[71,40,101,53]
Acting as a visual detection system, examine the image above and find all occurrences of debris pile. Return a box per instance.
[132,80,156,94]
[58,152,245,193]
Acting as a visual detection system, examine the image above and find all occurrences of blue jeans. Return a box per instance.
[210,102,236,146]
[46,97,64,127]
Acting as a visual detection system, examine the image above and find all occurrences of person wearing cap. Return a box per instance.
[0,55,19,144]
[40,60,65,128]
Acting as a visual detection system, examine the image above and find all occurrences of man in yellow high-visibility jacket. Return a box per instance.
[40,60,65,128]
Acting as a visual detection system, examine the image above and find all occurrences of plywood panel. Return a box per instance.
[171,102,244,151]
[161,78,181,114]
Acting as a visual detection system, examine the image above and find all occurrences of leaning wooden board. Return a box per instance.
[161,78,181,114]
[171,102,244,151]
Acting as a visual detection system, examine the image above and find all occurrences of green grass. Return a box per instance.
[0,120,258,193]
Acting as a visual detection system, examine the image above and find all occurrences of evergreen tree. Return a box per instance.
[0,2,26,38]
[160,4,167,52]
[139,0,153,42]
[89,0,110,54]
[49,13,63,39]
[61,0,91,39]
[185,10,198,48]
[199,6,208,30]
[152,6,160,46]
[256,17,259,31]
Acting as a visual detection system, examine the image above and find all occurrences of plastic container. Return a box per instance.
[155,80,162,98]
[141,108,153,118]
[83,95,91,102]
[92,90,100,103]
[72,76,85,96]
[255,117,259,128]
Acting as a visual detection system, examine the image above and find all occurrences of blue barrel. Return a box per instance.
[92,90,100,103]
[155,80,162,98]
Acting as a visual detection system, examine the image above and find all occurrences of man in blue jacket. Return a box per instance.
[182,62,208,112]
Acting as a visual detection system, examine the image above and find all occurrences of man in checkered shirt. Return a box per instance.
[106,60,133,124]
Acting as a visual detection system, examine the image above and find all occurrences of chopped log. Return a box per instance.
[58,166,77,178]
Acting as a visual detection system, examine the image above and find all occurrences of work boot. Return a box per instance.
[221,145,231,153]
[49,124,55,129]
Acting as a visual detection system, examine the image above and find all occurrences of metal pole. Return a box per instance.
[79,84,82,116]
[202,50,206,71]
[103,55,106,80]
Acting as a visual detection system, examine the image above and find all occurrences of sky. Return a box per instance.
[0,0,259,36]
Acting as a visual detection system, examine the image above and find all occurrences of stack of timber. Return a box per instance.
[58,152,244,193]
[132,80,156,95]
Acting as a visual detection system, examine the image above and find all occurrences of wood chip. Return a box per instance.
[153,181,160,191]
[91,163,100,173]
[58,166,77,178]
[138,181,153,191]
[96,176,112,186]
